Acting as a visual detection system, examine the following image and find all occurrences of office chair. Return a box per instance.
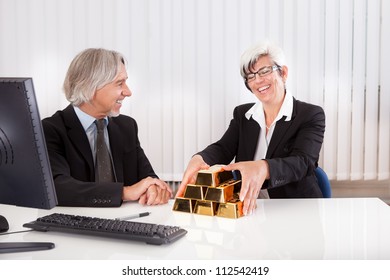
[315,167,332,198]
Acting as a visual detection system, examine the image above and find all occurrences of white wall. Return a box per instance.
[0,0,389,182]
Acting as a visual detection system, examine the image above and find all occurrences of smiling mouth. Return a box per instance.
[257,85,270,93]
[116,100,123,104]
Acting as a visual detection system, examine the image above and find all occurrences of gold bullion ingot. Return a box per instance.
[183,184,208,200]
[195,165,234,187]
[216,198,243,219]
[194,200,218,216]
[204,179,241,203]
[172,198,196,213]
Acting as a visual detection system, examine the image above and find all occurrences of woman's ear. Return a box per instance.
[281,65,288,82]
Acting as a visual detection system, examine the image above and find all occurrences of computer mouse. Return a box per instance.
[0,215,9,233]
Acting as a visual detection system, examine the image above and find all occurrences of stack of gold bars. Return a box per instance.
[172,165,243,218]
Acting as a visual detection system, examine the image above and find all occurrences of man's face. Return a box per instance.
[91,64,131,118]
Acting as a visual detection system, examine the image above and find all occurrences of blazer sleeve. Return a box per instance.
[197,104,254,165]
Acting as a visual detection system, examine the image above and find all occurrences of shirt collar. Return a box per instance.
[245,90,294,122]
[73,106,109,131]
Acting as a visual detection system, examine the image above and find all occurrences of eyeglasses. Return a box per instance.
[245,65,280,82]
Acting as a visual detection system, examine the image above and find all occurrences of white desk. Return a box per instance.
[1,198,390,260]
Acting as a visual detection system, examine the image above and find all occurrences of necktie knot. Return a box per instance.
[95,119,105,132]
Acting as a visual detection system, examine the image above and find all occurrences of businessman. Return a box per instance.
[43,48,172,207]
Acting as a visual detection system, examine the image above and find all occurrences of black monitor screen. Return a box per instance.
[0,78,57,209]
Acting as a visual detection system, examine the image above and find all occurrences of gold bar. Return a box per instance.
[217,170,235,186]
[216,199,243,219]
[204,179,241,203]
[195,172,214,187]
[204,184,233,203]
[172,165,244,218]
[172,198,196,213]
[183,184,208,200]
[194,200,217,216]
[195,165,234,187]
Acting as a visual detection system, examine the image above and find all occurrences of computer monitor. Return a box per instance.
[0,78,57,209]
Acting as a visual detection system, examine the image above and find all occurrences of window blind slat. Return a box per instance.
[378,0,390,180]
[337,0,353,180]
[323,0,339,179]
[147,1,163,176]
[210,0,226,143]
[364,0,381,180]
[161,0,175,180]
[350,0,367,180]
[196,0,212,152]
[171,1,185,180]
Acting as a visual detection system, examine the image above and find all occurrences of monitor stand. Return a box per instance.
[0,242,55,254]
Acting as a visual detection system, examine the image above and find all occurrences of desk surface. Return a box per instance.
[1,198,390,260]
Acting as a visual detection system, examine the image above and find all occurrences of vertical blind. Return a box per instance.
[0,0,389,182]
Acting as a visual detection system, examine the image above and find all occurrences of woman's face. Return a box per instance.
[246,55,288,106]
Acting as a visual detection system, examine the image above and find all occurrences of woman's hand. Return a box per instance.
[223,160,269,215]
[176,155,210,197]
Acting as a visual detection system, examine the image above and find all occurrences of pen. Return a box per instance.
[115,212,151,221]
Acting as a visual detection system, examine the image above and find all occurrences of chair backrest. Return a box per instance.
[315,167,332,198]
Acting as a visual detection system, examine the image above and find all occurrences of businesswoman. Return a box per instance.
[177,40,325,215]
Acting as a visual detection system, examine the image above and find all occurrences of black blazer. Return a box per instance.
[198,98,326,198]
[42,105,157,207]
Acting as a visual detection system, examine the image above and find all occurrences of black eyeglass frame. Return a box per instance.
[245,65,281,82]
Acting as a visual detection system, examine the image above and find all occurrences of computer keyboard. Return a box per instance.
[23,213,187,245]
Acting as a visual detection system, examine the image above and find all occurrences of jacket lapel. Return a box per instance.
[266,116,291,158]
[246,118,261,160]
[107,118,124,182]
[63,106,95,172]
[266,98,297,158]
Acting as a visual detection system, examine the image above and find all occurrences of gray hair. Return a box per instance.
[240,40,285,79]
[63,48,126,106]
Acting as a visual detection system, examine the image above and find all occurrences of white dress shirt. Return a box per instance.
[244,90,294,198]
[73,106,111,163]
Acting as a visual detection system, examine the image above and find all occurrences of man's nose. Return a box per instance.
[122,84,132,97]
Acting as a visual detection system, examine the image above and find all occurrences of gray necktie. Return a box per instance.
[95,119,114,182]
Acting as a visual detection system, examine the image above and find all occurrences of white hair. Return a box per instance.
[240,40,286,79]
[63,48,126,106]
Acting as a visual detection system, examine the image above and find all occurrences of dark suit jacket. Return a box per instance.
[198,98,325,198]
[42,105,157,207]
